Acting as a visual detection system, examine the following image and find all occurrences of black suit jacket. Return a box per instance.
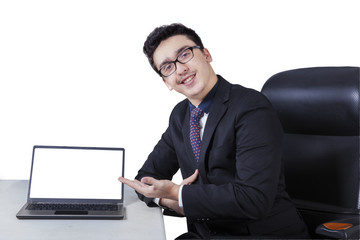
[136,76,308,238]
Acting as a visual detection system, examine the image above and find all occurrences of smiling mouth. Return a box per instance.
[181,74,195,85]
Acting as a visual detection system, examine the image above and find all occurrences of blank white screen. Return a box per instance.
[29,147,123,200]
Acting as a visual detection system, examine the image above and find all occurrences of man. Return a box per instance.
[119,23,309,239]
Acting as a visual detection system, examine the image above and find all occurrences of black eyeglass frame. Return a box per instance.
[157,45,202,77]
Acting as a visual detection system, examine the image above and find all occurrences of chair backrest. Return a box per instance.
[261,66,360,237]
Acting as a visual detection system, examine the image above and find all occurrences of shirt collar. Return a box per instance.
[189,80,219,114]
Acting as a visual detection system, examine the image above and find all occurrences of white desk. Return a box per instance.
[0,180,166,240]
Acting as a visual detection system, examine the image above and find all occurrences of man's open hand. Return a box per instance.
[118,169,199,201]
[118,176,180,200]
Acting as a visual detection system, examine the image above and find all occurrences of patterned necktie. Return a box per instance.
[190,107,204,162]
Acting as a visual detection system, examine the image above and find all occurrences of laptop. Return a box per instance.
[16,145,125,219]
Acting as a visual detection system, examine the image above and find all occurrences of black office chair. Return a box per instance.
[261,66,360,239]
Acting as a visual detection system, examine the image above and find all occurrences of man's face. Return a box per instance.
[153,35,217,106]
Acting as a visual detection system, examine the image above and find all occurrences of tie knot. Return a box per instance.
[191,107,204,120]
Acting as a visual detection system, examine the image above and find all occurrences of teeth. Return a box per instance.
[183,75,194,84]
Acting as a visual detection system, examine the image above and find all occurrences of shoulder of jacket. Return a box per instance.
[217,75,263,101]
[172,98,188,113]
[168,98,188,123]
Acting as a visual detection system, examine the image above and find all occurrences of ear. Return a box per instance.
[163,78,173,91]
[202,48,213,63]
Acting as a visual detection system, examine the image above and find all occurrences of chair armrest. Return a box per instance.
[316,217,359,239]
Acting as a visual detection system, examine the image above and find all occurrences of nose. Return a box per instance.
[176,62,190,75]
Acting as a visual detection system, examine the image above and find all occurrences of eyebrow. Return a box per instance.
[158,45,191,69]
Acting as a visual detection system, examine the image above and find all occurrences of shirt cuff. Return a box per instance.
[153,198,160,206]
[152,186,184,209]
[178,184,184,208]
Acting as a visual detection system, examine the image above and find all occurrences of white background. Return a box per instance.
[1,0,359,239]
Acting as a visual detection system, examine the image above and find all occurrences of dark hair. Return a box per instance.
[143,23,204,74]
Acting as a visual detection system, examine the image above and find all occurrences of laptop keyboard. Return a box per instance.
[27,203,118,211]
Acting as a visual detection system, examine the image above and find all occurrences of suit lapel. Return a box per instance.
[198,76,231,183]
[181,76,232,182]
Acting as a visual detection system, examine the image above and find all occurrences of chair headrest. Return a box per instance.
[261,67,359,136]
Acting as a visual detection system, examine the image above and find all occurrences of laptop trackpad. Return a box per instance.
[55,211,88,215]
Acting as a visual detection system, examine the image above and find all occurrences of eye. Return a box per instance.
[162,63,175,74]
[178,49,192,61]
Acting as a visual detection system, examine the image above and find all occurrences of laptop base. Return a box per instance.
[16,203,125,220]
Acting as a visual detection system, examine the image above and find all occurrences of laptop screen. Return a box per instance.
[29,146,124,201]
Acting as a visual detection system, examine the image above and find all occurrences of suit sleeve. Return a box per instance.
[182,92,284,220]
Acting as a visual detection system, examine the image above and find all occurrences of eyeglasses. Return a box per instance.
[158,46,201,77]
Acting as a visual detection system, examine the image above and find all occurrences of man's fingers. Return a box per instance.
[141,177,155,185]
[181,169,199,185]
[118,176,131,185]
[118,177,143,189]
[191,169,199,179]
[118,176,135,185]
[187,169,199,183]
